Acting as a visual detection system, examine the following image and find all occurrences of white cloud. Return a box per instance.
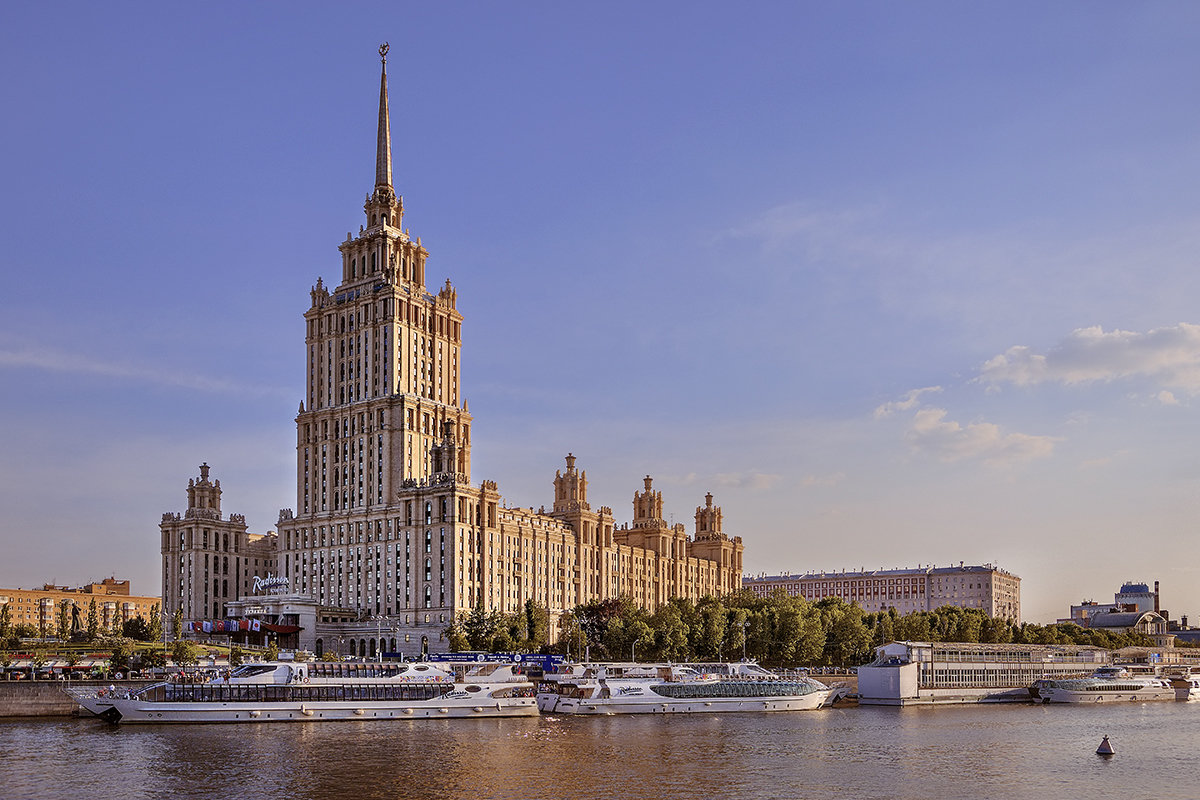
[712,472,782,491]
[874,386,943,419]
[0,342,287,398]
[801,472,846,488]
[905,407,1060,465]
[718,202,877,255]
[978,323,1200,393]
[1156,390,1180,406]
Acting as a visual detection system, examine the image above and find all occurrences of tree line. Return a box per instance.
[445,590,1159,667]
[0,599,169,649]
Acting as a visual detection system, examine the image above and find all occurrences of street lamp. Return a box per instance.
[631,639,637,663]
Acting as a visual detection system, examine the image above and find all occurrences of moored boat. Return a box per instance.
[1167,669,1200,701]
[1036,665,1176,704]
[98,660,538,723]
[538,661,835,715]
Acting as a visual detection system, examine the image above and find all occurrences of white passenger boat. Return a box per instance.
[1167,669,1200,701]
[1036,665,1176,704]
[538,662,835,714]
[66,686,119,717]
[97,661,538,723]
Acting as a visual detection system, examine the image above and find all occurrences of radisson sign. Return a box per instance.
[252,573,290,595]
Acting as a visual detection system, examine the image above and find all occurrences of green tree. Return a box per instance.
[172,609,184,642]
[148,603,163,643]
[523,599,549,651]
[123,617,154,642]
[444,619,469,651]
[229,644,245,668]
[86,599,99,641]
[109,611,122,637]
[265,643,280,662]
[0,602,10,641]
[818,599,872,666]
[726,608,749,661]
[694,599,727,661]
[554,612,585,659]
[56,600,70,642]
[652,603,690,662]
[873,608,897,647]
[462,604,501,651]
[171,640,201,667]
[109,639,134,673]
[141,648,166,670]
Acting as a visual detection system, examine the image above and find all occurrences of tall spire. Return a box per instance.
[376,42,393,191]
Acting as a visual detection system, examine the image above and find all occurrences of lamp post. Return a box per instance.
[631,639,637,663]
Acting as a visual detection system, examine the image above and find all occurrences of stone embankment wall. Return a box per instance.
[0,680,153,718]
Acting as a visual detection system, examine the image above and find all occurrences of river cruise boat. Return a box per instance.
[94,660,538,724]
[1168,669,1200,701]
[1035,665,1176,704]
[68,686,119,718]
[537,662,835,714]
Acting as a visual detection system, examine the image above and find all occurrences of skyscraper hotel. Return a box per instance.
[161,46,743,657]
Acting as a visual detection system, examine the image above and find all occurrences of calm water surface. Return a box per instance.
[2,703,1197,799]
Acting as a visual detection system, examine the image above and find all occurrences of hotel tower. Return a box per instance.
[162,46,743,656]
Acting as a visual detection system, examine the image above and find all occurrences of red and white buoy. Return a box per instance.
[1096,735,1115,757]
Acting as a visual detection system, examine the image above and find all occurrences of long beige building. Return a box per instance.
[0,578,159,636]
[744,563,1021,622]
[162,46,743,656]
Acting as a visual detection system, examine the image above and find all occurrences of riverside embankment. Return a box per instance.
[0,680,153,717]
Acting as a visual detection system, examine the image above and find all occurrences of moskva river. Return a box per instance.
[3,702,1197,799]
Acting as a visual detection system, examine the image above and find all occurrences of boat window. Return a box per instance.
[231,665,276,678]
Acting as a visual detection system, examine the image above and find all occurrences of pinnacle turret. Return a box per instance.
[376,42,393,192]
[365,43,402,229]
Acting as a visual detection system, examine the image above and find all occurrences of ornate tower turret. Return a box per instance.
[694,492,723,541]
[553,453,590,512]
[364,42,403,233]
[632,476,665,528]
[186,462,222,515]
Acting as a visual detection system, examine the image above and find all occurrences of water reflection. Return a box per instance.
[3,703,1200,800]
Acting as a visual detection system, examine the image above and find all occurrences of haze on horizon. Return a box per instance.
[3,3,1200,625]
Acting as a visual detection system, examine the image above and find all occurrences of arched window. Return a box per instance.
[424,587,432,609]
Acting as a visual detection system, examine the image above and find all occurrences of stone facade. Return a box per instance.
[161,47,744,657]
[160,463,276,625]
[744,563,1021,622]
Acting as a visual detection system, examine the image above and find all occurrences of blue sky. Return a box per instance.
[3,3,1200,623]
